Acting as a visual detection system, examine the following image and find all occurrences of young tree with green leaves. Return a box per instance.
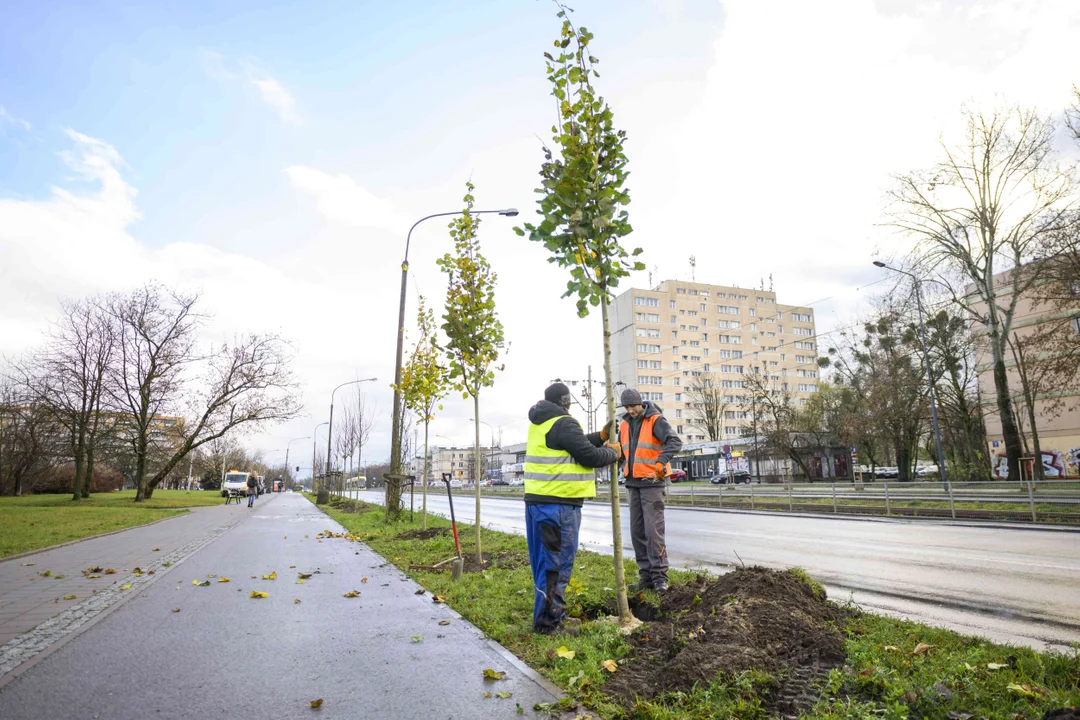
[515,6,644,627]
[395,296,450,530]
[437,183,506,563]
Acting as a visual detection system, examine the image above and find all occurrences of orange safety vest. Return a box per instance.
[619,415,672,479]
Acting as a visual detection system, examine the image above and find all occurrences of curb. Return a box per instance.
[303,495,567,702]
[0,509,193,564]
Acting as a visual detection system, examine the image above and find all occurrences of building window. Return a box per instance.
[650,360,662,369]
[670,301,677,309]
[675,393,681,401]
[793,327,814,336]
[676,409,683,418]
[637,359,648,368]
[636,328,647,337]
[792,312,812,322]
[635,296,645,306]
[647,313,660,322]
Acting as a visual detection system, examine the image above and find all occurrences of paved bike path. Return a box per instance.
[0,492,560,719]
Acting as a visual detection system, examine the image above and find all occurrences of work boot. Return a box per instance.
[653,581,669,593]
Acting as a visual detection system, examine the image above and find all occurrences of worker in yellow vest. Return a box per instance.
[616,388,682,592]
[525,382,621,634]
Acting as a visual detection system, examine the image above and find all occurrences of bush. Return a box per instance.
[29,465,125,494]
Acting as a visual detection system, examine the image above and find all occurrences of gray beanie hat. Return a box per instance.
[619,388,643,407]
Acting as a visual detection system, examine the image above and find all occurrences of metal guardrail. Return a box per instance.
[354,479,1080,525]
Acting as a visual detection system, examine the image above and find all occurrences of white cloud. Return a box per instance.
[284,166,411,234]
[201,52,300,124]
[252,76,299,124]
[0,104,31,132]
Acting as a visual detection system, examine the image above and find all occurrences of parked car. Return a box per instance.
[508,478,524,487]
[915,465,939,478]
[491,478,508,486]
[449,479,462,489]
[710,470,752,485]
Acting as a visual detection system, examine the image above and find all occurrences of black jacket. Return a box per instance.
[620,401,682,488]
[524,400,618,506]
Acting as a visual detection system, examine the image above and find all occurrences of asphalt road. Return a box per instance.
[365,490,1080,651]
[0,493,559,720]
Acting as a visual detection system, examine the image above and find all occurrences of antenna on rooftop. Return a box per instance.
[689,255,696,283]
[769,273,774,292]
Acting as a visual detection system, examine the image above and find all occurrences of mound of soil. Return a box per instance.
[461,551,528,573]
[602,567,848,716]
[396,527,449,541]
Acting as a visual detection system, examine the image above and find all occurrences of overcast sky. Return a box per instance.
[2,0,1078,476]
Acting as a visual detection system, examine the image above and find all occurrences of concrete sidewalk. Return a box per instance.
[0,492,562,719]
[0,499,249,648]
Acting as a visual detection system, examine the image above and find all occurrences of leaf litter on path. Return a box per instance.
[250,591,269,599]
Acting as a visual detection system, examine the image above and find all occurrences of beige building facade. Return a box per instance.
[608,280,819,442]
[969,268,1080,477]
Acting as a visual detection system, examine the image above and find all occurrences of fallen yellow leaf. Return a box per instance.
[20,563,34,566]
[193,580,210,587]
[483,669,506,680]
[964,662,977,671]
[294,598,301,604]
[120,584,132,590]
[883,645,901,652]
[495,691,512,699]
[361,577,368,583]
[63,594,77,600]
[218,577,231,583]
[601,659,618,673]
[172,608,181,613]
[105,569,116,574]
[438,620,451,626]
[250,591,269,599]
[298,573,313,579]
[343,590,360,598]
[432,595,446,604]
[153,548,161,552]
[262,571,277,580]
[310,699,323,708]
[911,643,935,656]
[556,646,576,660]
[986,663,1007,670]
[483,692,492,698]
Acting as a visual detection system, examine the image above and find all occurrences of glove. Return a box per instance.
[653,462,669,479]
[599,426,609,441]
[605,441,622,456]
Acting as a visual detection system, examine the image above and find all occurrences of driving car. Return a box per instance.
[221,470,253,498]
[710,470,752,484]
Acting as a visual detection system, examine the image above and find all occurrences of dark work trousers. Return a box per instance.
[525,503,581,632]
[628,485,668,586]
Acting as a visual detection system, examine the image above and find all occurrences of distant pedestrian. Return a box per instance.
[246,474,258,508]
[525,382,621,634]
[617,388,682,592]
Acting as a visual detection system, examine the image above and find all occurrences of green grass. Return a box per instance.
[0,490,225,557]
[312,496,1080,719]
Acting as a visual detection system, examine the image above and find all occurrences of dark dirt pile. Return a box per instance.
[395,527,449,541]
[602,567,849,716]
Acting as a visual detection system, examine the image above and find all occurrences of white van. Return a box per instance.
[222,470,252,497]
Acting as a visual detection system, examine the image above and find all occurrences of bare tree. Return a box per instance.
[888,104,1079,480]
[13,296,116,500]
[685,373,726,442]
[0,380,54,496]
[108,284,302,501]
[352,389,375,480]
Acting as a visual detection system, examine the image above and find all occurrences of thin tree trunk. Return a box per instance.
[71,444,84,502]
[1011,336,1045,482]
[422,419,429,531]
[83,446,94,498]
[601,299,632,625]
[473,394,482,564]
[991,350,1022,481]
[134,438,148,502]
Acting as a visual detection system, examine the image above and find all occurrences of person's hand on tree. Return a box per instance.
[605,441,622,456]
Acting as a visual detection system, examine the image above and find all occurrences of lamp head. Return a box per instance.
[872,261,887,268]
[498,208,520,217]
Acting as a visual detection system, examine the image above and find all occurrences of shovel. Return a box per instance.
[442,477,465,580]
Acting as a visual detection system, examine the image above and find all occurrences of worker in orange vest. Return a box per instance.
[610,388,682,592]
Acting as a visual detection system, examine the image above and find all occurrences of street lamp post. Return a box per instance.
[470,418,496,483]
[313,422,329,497]
[389,207,518,509]
[326,378,377,492]
[872,262,951,499]
[285,436,310,490]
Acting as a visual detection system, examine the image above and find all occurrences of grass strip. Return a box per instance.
[313,495,1079,719]
[0,490,225,557]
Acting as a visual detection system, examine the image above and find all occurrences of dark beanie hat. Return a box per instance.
[620,388,643,406]
[545,382,571,403]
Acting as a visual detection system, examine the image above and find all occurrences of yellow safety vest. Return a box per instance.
[524,416,596,499]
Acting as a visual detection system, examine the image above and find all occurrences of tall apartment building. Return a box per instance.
[608,280,819,442]
[968,266,1080,477]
